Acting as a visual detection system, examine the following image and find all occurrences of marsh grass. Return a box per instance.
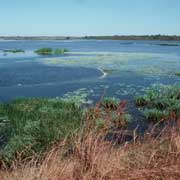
[0,98,83,165]
[1,117,180,180]
[135,84,180,122]
[34,48,53,55]
[35,48,69,55]
[2,95,180,179]
[0,97,131,166]
[3,49,25,53]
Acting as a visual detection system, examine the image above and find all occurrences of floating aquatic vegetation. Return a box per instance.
[59,88,93,106]
[115,83,146,97]
[40,52,158,72]
[39,52,180,77]
[135,84,180,122]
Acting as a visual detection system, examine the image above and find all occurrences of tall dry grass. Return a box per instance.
[1,121,180,180]
[1,102,180,180]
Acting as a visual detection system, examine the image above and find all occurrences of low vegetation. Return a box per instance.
[0,97,130,165]
[175,73,180,76]
[0,98,83,164]
[34,48,69,55]
[1,111,180,179]
[135,84,180,122]
[1,85,180,179]
[35,48,53,55]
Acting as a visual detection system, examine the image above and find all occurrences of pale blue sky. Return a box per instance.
[0,0,180,36]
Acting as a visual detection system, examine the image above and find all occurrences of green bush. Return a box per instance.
[0,98,83,164]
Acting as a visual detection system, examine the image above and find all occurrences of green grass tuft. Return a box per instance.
[135,84,180,122]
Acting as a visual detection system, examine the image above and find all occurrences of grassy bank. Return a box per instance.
[1,111,180,179]
[1,84,180,179]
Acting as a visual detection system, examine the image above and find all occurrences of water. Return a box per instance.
[0,40,180,104]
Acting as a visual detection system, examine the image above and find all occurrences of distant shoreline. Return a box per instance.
[0,35,180,41]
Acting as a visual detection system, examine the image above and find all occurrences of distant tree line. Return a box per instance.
[0,35,180,41]
[84,35,180,41]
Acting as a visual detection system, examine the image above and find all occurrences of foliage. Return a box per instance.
[86,98,131,132]
[135,84,180,122]
[0,98,83,164]
[1,119,180,179]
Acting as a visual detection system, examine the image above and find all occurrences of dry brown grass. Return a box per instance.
[1,123,180,180]
[1,103,180,180]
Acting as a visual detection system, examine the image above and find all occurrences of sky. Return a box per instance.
[0,0,180,36]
